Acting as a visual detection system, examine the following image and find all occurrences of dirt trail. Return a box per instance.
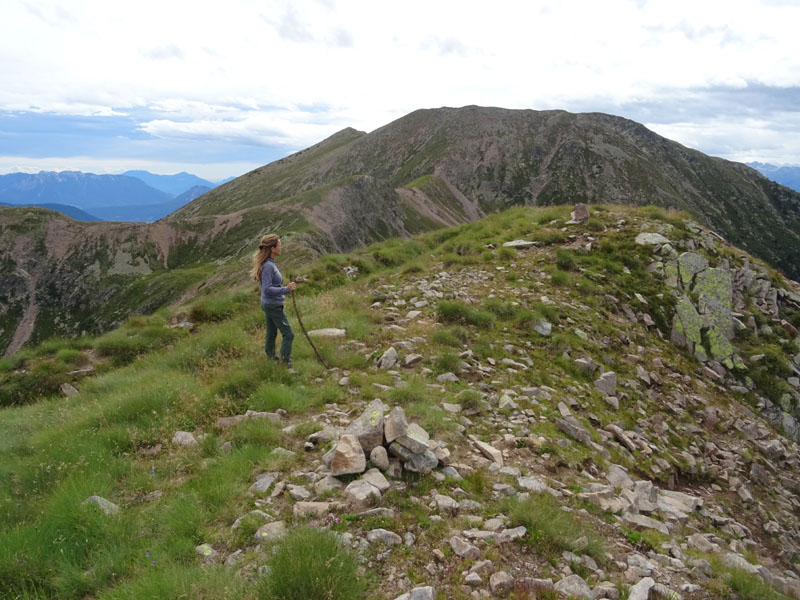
[4,268,39,358]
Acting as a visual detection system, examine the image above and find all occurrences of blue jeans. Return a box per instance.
[263,303,294,362]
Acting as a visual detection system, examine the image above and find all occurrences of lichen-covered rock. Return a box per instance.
[677,252,708,287]
[665,260,680,287]
[254,521,286,543]
[695,267,734,339]
[705,325,735,362]
[671,296,706,360]
[346,399,387,453]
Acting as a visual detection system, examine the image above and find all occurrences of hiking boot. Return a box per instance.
[282,358,297,374]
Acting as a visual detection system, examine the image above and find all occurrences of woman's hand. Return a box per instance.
[288,281,297,292]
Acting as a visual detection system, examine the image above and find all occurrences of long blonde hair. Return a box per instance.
[251,234,279,282]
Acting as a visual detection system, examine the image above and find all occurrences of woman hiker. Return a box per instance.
[252,234,297,369]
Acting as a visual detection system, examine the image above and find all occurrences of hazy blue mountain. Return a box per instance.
[747,162,800,193]
[0,171,171,209]
[87,185,210,222]
[122,170,217,196]
[173,184,211,205]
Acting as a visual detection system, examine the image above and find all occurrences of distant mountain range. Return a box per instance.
[747,162,800,193]
[121,170,217,196]
[0,170,224,222]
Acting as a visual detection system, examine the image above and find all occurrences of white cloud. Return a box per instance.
[1,0,800,166]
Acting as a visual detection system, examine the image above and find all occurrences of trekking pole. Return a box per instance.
[289,274,329,369]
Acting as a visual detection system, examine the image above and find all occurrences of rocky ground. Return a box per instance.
[83,207,800,599]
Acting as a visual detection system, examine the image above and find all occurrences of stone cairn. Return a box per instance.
[317,399,450,509]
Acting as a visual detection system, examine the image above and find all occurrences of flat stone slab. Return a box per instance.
[555,418,591,445]
[635,233,670,245]
[474,440,504,465]
[362,468,391,492]
[622,512,670,535]
[451,535,481,559]
[395,422,430,454]
[518,476,550,494]
[293,502,340,518]
[554,574,592,599]
[308,328,346,338]
[503,239,538,249]
[367,528,402,545]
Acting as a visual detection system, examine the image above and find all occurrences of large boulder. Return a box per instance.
[695,268,735,341]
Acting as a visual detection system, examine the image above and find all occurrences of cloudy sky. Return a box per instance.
[1,0,798,180]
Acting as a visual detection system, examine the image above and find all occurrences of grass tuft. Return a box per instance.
[257,526,369,600]
[505,493,605,562]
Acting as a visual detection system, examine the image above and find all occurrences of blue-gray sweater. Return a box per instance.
[260,258,290,305]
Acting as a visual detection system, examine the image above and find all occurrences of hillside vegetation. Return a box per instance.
[4,106,800,358]
[173,107,800,282]
[2,205,800,600]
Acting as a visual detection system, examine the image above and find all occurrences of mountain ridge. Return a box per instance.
[170,106,800,281]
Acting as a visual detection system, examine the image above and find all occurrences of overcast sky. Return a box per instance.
[1,0,799,180]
